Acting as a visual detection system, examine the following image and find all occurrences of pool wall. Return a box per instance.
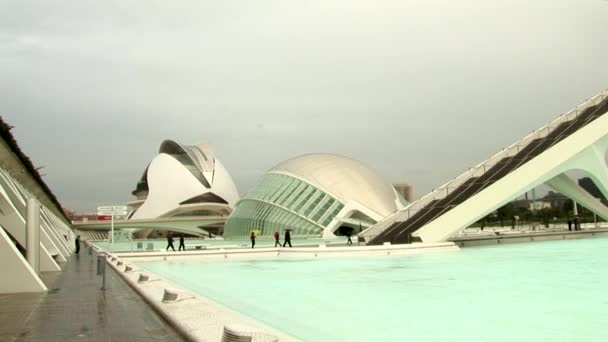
[105,242,458,262]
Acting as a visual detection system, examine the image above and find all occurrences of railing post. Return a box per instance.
[97,252,107,290]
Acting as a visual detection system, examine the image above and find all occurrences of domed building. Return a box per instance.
[223,153,406,238]
[128,140,239,233]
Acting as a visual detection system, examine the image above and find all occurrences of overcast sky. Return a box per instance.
[2,0,607,212]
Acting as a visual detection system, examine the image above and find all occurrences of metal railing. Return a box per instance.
[361,90,608,241]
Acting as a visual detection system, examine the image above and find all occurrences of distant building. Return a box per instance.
[64,209,122,222]
[541,191,570,209]
[64,209,98,222]
[393,183,413,203]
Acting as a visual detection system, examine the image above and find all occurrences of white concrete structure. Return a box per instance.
[74,216,227,237]
[364,90,608,244]
[224,153,406,238]
[128,140,239,236]
[0,168,74,293]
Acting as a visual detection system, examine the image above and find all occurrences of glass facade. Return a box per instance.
[223,173,344,237]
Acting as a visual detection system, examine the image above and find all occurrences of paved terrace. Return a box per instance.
[0,249,184,342]
[450,224,608,247]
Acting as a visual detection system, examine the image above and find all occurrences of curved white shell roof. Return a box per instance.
[270,153,401,217]
[131,140,239,219]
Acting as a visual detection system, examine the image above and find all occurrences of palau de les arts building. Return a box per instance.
[128,140,240,236]
[128,140,407,238]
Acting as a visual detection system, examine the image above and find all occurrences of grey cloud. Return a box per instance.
[1,0,607,211]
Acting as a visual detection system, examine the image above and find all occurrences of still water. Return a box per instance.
[136,238,608,341]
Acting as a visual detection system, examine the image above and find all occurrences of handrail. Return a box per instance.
[360,90,608,240]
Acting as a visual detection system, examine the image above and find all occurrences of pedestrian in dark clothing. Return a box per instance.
[283,230,292,247]
[567,219,572,231]
[250,231,256,248]
[274,231,281,247]
[178,234,185,251]
[166,233,175,251]
[75,235,81,254]
[574,216,581,231]
[346,231,353,246]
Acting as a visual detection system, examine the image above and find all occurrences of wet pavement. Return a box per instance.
[0,247,185,342]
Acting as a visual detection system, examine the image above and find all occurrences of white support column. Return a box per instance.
[39,243,61,272]
[26,198,41,274]
[563,135,608,200]
[40,211,70,258]
[40,226,66,264]
[0,226,46,293]
[546,174,608,221]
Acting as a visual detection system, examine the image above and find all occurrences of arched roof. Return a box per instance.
[159,139,215,188]
[270,153,402,217]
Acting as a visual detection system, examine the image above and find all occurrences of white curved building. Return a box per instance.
[224,153,406,238]
[129,140,239,225]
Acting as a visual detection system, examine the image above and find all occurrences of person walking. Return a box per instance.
[166,232,175,251]
[567,219,573,231]
[250,231,256,249]
[75,235,81,254]
[574,216,581,231]
[274,231,281,247]
[178,234,185,251]
[346,231,353,246]
[283,230,292,247]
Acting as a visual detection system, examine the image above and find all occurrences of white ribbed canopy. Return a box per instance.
[270,153,401,217]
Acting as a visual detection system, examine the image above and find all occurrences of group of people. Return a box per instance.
[166,232,186,251]
[164,231,294,251]
[250,230,292,249]
[567,216,582,231]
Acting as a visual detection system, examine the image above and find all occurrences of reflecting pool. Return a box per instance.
[136,238,608,341]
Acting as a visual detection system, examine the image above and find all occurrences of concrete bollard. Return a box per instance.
[222,325,253,342]
[162,289,179,303]
[221,324,278,342]
[138,273,150,283]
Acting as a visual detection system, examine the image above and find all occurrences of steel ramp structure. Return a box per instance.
[362,90,608,244]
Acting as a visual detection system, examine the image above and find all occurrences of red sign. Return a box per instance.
[97,215,112,221]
